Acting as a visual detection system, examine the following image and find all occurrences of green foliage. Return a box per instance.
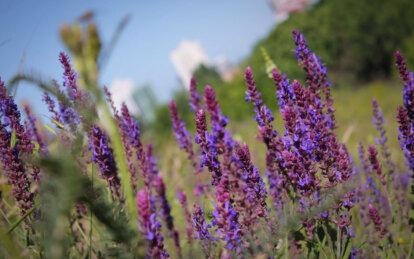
[193,64,223,89]
[35,151,139,258]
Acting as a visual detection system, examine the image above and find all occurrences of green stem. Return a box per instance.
[316,232,330,259]
[396,241,400,259]
[6,205,36,234]
[285,233,289,259]
[75,221,90,247]
[0,207,11,226]
[283,207,289,259]
[321,224,335,256]
[89,164,93,259]
[407,232,414,259]
[336,213,341,259]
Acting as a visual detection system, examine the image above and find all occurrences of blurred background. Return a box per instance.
[1,0,414,157]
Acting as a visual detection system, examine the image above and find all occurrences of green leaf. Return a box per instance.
[51,118,64,129]
[10,129,16,148]
[43,123,56,135]
[49,119,70,137]
[342,238,352,259]
[7,205,36,234]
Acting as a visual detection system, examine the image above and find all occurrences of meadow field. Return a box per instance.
[1,1,414,258]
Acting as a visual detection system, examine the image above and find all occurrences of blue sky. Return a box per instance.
[0,0,275,117]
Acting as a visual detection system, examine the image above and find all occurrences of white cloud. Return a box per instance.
[109,78,140,115]
[170,40,210,89]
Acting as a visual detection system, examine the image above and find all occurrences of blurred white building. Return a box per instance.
[268,0,317,24]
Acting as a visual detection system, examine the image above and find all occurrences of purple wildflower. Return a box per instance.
[244,67,286,209]
[58,102,79,125]
[169,100,199,173]
[292,30,335,130]
[395,51,414,119]
[42,92,62,124]
[154,175,181,254]
[211,174,242,252]
[273,69,293,111]
[189,76,203,113]
[118,103,145,189]
[0,79,35,215]
[372,99,396,174]
[368,204,386,238]
[350,247,359,259]
[23,104,47,154]
[104,88,139,191]
[203,85,233,154]
[203,85,240,204]
[195,109,222,185]
[244,67,276,146]
[395,51,414,193]
[88,125,121,198]
[137,189,169,258]
[368,145,385,186]
[59,52,85,102]
[193,202,215,257]
[236,143,268,218]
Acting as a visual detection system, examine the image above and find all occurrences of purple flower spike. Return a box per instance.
[395,51,414,119]
[212,174,242,252]
[244,67,287,208]
[372,99,396,176]
[195,109,222,185]
[203,85,233,152]
[192,203,213,241]
[104,90,140,191]
[273,69,293,111]
[350,247,359,259]
[0,126,35,215]
[23,104,47,154]
[368,204,386,238]
[154,175,181,254]
[137,189,169,258]
[88,125,121,198]
[236,143,268,217]
[59,52,85,102]
[193,202,215,257]
[244,67,276,146]
[368,145,385,185]
[118,103,147,189]
[42,92,62,124]
[0,79,35,215]
[292,30,336,130]
[395,51,414,193]
[169,100,200,173]
[189,76,203,113]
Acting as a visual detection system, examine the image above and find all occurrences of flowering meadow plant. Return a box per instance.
[0,20,413,259]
